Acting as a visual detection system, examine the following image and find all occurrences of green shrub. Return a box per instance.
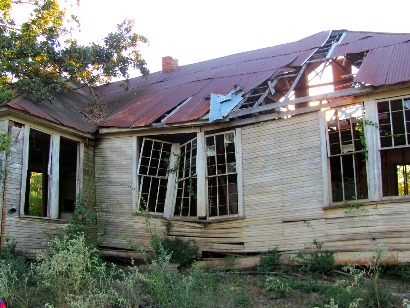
[157,236,198,267]
[258,248,281,272]
[264,276,290,298]
[295,242,335,275]
[64,196,107,247]
[34,234,143,307]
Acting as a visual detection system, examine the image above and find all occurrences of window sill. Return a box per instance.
[131,212,245,223]
[19,215,69,223]
[324,196,410,210]
[171,215,245,223]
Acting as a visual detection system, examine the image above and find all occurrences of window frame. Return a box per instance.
[325,103,369,204]
[173,138,198,218]
[322,94,410,209]
[136,138,173,214]
[133,129,244,221]
[19,125,82,220]
[205,130,242,220]
[376,95,410,201]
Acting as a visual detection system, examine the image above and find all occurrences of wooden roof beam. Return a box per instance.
[229,86,374,118]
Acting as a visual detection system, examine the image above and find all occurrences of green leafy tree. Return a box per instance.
[28,172,43,216]
[0,0,149,108]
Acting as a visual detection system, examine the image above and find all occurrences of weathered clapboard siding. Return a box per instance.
[240,111,410,262]
[94,136,165,249]
[82,144,96,209]
[241,112,326,253]
[0,123,97,257]
[94,136,244,253]
[2,124,67,257]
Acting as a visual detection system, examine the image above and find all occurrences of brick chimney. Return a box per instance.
[162,56,178,73]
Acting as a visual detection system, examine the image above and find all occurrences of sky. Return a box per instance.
[72,0,409,76]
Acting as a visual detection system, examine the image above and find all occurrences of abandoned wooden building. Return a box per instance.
[1,30,410,264]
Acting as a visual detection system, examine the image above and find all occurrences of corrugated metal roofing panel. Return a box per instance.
[102,51,299,126]
[355,42,410,86]
[385,42,410,85]
[331,32,410,57]
[8,92,96,133]
[8,30,410,130]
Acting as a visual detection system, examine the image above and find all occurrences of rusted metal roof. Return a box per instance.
[7,91,97,133]
[100,31,330,127]
[330,32,410,86]
[7,30,410,131]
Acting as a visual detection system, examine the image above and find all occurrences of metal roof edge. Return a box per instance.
[0,106,96,140]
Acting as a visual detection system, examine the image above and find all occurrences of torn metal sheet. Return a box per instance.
[209,86,244,122]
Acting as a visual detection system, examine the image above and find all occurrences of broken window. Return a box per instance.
[24,129,79,218]
[137,138,172,213]
[136,131,242,220]
[378,97,410,196]
[174,138,197,217]
[326,104,368,202]
[206,131,239,216]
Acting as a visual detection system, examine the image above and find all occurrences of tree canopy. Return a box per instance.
[0,0,149,105]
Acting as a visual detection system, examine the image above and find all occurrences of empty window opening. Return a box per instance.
[397,164,410,196]
[380,149,410,196]
[25,129,50,217]
[59,137,78,219]
[137,138,172,213]
[206,131,238,216]
[174,138,197,217]
[326,104,368,202]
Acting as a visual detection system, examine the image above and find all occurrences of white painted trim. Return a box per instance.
[131,136,139,213]
[196,132,207,218]
[76,143,84,197]
[19,125,30,215]
[164,143,180,218]
[364,100,383,201]
[0,120,9,227]
[49,134,60,219]
[235,128,244,216]
[318,111,330,207]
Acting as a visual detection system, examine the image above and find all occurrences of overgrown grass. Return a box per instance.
[0,202,405,307]
[295,241,335,275]
[0,235,253,307]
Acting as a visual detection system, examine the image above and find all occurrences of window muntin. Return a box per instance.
[137,138,172,213]
[206,131,238,217]
[377,97,410,148]
[174,138,197,217]
[326,104,368,202]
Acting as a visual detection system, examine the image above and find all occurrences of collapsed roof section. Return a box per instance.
[5,30,410,132]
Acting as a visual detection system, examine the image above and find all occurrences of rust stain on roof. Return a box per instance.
[7,30,410,131]
[8,91,97,133]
